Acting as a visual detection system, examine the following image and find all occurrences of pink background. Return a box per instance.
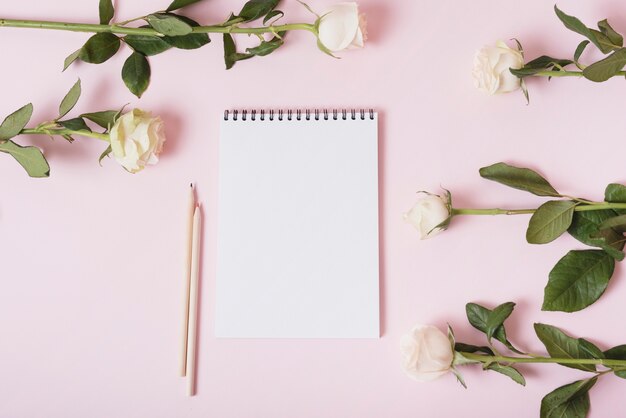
[2,0,626,416]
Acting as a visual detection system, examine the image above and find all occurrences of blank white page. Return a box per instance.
[216,110,379,338]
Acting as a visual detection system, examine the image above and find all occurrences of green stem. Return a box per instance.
[21,127,109,141]
[452,202,626,216]
[0,18,316,36]
[461,352,626,368]
[532,70,626,78]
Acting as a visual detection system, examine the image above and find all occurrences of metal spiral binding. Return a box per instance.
[224,109,375,121]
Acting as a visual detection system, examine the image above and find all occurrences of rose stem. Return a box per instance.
[0,18,317,36]
[461,352,626,368]
[20,128,109,141]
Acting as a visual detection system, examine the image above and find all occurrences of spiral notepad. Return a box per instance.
[216,109,379,338]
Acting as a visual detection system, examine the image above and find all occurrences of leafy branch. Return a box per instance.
[0,79,125,177]
[450,301,626,418]
[0,0,326,97]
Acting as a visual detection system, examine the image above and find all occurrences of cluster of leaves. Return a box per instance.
[511,5,626,83]
[479,162,626,313]
[65,0,287,97]
[453,301,626,418]
[0,79,122,177]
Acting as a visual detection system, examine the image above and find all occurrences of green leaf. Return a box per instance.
[569,210,625,260]
[147,14,192,36]
[454,342,494,355]
[534,323,601,371]
[605,183,626,205]
[0,139,49,177]
[263,9,284,24]
[485,363,526,386]
[246,32,285,56]
[238,0,280,22]
[542,250,615,312]
[122,52,151,98]
[479,162,561,197]
[98,145,112,166]
[554,6,620,54]
[79,33,121,64]
[583,48,626,82]
[485,302,515,342]
[58,117,91,132]
[99,0,114,24]
[223,33,252,69]
[574,40,590,63]
[598,19,623,47]
[540,378,596,418]
[526,201,577,244]
[465,303,523,354]
[166,0,203,12]
[599,214,626,231]
[81,110,118,130]
[0,103,33,142]
[63,48,81,71]
[58,79,81,119]
[604,345,626,379]
[124,34,172,56]
[162,16,210,50]
[510,55,574,78]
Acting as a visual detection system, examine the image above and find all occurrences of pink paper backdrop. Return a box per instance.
[2,0,626,416]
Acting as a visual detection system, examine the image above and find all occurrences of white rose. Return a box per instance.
[404,193,451,239]
[400,325,454,382]
[318,2,367,53]
[472,40,524,95]
[109,109,166,173]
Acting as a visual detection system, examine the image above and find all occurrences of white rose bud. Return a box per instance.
[473,40,524,95]
[318,2,367,53]
[404,193,451,239]
[400,325,454,382]
[109,109,166,173]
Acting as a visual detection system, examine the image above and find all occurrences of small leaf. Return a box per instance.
[166,0,204,12]
[79,33,121,64]
[58,117,91,132]
[485,364,526,386]
[99,0,114,24]
[534,323,600,371]
[526,201,577,244]
[58,79,81,119]
[238,0,280,22]
[63,48,81,72]
[124,34,172,56]
[0,139,50,177]
[454,342,494,355]
[223,33,252,69]
[510,55,574,78]
[485,302,515,342]
[263,10,284,24]
[569,210,625,260]
[0,103,33,142]
[605,183,626,205]
[246,32,285,56]
[540,378,596,418]
[465,303,523,354]
[451,367,467,389]
[554,6,619,54]
[574,40,590,63]
[598,19,623,47]
[542,250,615,312]
[604,345,626,379]
[147,14,192,36]
[162,16,210,50]
[98,145,112,166]
[479,162,561,197]
[122,52,151,98]
[583,48,626,82]
[81,110,119,130]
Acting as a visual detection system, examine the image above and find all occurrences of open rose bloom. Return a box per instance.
[401,325,454,382]
[473,41,525,95]
[318,2,367,52]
